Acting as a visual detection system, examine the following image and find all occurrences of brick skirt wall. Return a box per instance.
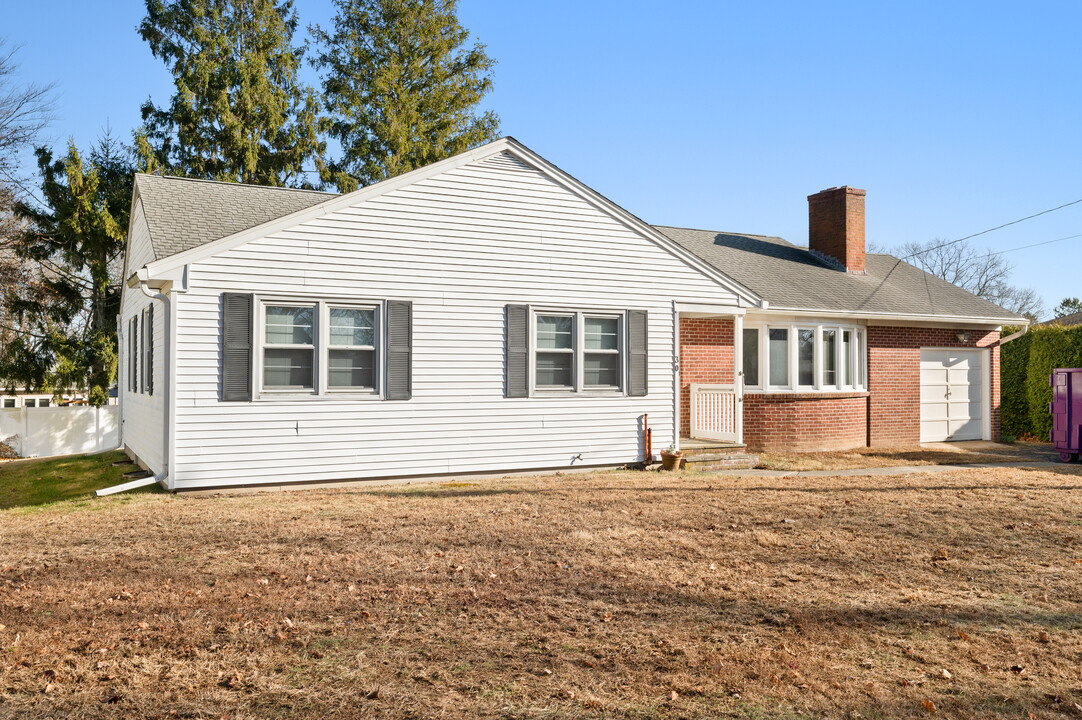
[867,326,1000,446]
[679,317,734,437]
[743,392,869,452]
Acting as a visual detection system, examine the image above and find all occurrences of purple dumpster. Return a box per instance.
[1049,368,1082,462]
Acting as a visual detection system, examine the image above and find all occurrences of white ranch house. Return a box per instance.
[118,137,1023,491]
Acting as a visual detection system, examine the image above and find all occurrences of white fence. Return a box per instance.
[0,406,119,458]
[690,383,738,442]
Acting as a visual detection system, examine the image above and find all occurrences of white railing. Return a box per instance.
[0,406,119,458]
[690,384,738,442]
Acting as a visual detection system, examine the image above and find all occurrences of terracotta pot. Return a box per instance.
[660,451,683,471]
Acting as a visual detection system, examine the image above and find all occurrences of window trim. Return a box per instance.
[254,296,382,399]
[529,308,626,395]
[744,321,867,393]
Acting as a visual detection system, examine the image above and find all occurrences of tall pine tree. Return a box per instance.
[1,135,132,404]
[312,0,499,192]
[138,0,323,186]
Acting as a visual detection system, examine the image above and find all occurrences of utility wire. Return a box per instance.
[899,196,1082,260]
[991,231,1082,256]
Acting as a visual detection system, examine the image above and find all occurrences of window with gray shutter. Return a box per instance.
[627,309,648,397]
[505,304,529,397]
[131,315,138,393]
[385,300,412,400]
[222,293,253,401]
[146,303,154,395]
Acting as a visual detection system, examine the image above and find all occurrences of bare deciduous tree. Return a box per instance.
[0,41,54,185]
[893,239,1045,322]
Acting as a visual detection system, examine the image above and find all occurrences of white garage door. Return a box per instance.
[920,349,985,442]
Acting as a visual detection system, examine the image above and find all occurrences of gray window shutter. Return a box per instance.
[505,304,529,398]
[628,309,648,397]
[386,300,412,400]
[222,293,253,402]
[132,315,138,393]
[147,303,154,395]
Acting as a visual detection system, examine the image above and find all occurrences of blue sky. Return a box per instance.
[6,1,1080,317]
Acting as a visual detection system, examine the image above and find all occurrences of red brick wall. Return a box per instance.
[867,326,1001,446]
[679,318,734,436]
[744,392,869,451]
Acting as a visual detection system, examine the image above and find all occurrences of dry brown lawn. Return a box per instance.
[756,442,1057,471]
[2,465,1081,719]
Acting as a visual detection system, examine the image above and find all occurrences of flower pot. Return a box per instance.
[660,452,683,471]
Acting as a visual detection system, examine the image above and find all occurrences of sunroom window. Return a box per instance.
[822,329,837,386]
[746,322,866,392]
[768,328,789,387]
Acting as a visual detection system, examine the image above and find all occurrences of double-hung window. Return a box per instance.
[328,308,376,390]
[259,300,380,395]
[534,311,623,392]
[536,314,575,389]
[263,305,316,391]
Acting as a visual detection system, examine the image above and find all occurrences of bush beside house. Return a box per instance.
[1001,324,1082,439]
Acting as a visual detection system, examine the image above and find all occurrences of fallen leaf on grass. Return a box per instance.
[922,699,937,713]
[938,669,952,680]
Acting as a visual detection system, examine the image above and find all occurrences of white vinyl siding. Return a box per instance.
[170,151,740,488]
[118,287,164,474]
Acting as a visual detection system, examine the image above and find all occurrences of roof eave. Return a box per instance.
[759,305,1028,327]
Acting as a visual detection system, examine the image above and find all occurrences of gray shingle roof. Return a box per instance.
[130,174,1024,323]
[654,225,1025,322]
[1038,311,1082,327]
[134,174,335,261]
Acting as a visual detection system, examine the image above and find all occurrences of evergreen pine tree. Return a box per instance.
[312,0,499,192]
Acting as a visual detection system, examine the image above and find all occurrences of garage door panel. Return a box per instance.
[949,417,982,440]
[921,367,948,384]
[922,401,949,420]
[947,367,980,385]
[919,348,984,443]
[920,385,948,402]
[922,419,950,441]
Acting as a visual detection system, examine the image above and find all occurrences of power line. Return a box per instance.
[991,231,1082,256]
[900,196,1082,260]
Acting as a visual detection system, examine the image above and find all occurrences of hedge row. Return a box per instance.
[1001,324,1082,439]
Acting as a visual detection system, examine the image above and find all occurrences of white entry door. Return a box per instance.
[919,348,985,442]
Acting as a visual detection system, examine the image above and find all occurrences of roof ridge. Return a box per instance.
[136,173,339,196]
[652,223,789,243]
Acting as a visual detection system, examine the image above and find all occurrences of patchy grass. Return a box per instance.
[756,442,1056,471]
[1,466,1081,718]
[0,450,149,510]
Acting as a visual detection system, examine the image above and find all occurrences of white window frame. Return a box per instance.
[255,296,382,399]
[744,321,866,393]
[530,309,625,395]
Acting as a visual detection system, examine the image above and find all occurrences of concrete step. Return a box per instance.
[683,452,759,471]
[680,442,747,458]
[122,469,153,480]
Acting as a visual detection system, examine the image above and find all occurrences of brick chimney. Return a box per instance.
[808,186,866,273]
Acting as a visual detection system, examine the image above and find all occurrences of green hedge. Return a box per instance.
[1000,330,1032,437]
[1001,324,1082,440]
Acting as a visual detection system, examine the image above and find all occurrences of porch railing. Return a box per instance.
[690,384,738,442]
